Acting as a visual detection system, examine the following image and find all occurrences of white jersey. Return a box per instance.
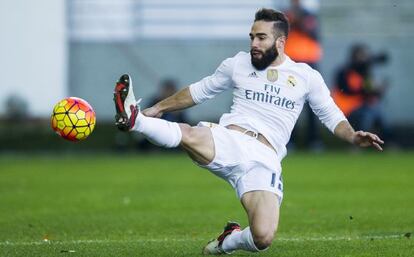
[189,51,346,160]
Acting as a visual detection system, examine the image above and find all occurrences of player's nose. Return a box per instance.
[251,37,261,48]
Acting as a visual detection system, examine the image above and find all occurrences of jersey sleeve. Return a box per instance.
[189,55,236,104]
[307,68,347,133]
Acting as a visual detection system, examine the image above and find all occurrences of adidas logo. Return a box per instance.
[248,72,258,78]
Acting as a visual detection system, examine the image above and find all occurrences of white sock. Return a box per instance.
[131,113,182,148]
[222,227,261,253]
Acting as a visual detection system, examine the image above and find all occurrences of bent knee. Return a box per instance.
[180,125,210,147]
[179,124,196,146]
[252,231,274,250]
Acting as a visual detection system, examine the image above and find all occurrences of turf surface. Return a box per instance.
[0,152,413,256]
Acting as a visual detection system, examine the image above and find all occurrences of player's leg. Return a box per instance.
[134,117,215,164]
[203,190,279,254]
[221,191,279,253]
[179,124,214,165]
[113,74,215,164]
[239,190,280,250]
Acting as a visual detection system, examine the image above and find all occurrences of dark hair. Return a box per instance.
[254,8,289,38]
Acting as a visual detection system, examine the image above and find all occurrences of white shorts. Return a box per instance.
[196,122,284,203]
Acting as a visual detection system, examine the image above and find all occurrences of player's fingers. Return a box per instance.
[364,132,382,144]
[367,133,377,141]
[358,131,369,138]
[369,133,384,144]
[375,135,385,144]
[372,141,383,151]
[141,108,150,115]
[142,108,157,117]
[356,130,364,136]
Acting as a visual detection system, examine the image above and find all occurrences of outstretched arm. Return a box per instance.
[143,54,237,118]
[306,68,384,151]
[143,86,195,118]
[334,120,384,151]
[143,53,237,118]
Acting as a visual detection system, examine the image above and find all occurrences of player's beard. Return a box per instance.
[250,44,278,70]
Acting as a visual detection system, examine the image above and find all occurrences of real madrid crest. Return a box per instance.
[287,75,297,87]
[267,69,278,82]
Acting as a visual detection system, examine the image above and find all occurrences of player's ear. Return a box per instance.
[276,36,286,49]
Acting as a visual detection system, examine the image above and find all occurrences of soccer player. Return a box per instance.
[113,8,384,255]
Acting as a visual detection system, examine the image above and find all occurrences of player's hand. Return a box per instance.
[352,131,384,151]
[142,106,163,118]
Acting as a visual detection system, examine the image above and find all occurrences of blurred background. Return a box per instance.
[1,0,414,152]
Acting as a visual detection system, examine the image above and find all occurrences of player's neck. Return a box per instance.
[269,53,286,67]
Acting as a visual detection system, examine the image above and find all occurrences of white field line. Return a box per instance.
[0,234,407,246]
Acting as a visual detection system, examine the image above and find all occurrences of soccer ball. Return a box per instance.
[51,97,96,141]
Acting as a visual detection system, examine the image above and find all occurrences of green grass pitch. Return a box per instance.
[0,152,413,256]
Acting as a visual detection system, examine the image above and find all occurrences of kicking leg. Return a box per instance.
[179,124,214,165]
[133,116,215,165]
[113,74,215,164]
